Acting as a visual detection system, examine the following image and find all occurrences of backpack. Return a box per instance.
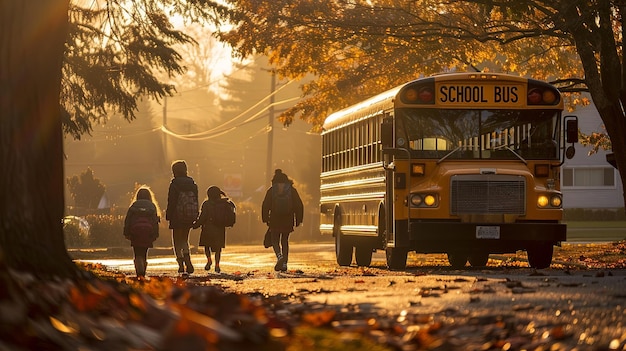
[272,185,293,215]
[130,210,156,246]
[176,188,198,223]
[209,199,236,227]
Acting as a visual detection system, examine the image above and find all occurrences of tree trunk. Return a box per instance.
[0,1,76,277]
[604,107,626,216]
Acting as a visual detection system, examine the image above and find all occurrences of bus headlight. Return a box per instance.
[550,195,562,208]
[424,195,436,206]
[537,195,549,208]
[537,194,562,208]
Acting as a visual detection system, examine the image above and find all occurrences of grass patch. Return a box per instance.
[565,221,626,228]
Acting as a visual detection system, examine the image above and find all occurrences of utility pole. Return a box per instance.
[162,95,168,167]
[265,72,276,186]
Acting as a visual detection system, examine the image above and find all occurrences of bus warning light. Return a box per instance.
[418,88,434,103]
[404,87,434,103]
[527,89,543,104]
[411,163,426,176]
[543,90,557,104]
[534,164,550,177]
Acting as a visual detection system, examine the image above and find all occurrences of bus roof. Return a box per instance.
[322,85,401,132]
[322,72,562,132]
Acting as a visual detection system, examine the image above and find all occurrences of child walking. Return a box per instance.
[193,186,235,274]
[123,187,160,279]
[262,169,304,272]
[166,160,198,274]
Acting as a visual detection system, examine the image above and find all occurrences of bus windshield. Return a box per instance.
[396,108,560,160]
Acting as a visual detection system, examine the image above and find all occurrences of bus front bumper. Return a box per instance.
[394,221,566,252]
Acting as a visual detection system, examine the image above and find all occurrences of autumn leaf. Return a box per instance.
[301,310,336,327]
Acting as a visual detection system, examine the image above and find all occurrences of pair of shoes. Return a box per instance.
[205,260,212,271]
[281,262,287,272]
[215,266,221,273]
[177,258,185,273]
[274,255,285,271]
[183,254,194,274]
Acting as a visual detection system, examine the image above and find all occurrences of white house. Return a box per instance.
[561,103,624,209]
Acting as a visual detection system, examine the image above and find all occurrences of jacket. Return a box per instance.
[123,199,159,248]
[166,176,198,229]
[193,199,227,248]
[261,182,304,233]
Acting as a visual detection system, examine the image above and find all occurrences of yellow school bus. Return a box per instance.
[320,73,578,269]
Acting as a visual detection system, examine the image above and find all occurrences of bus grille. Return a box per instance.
[450,175,526,215]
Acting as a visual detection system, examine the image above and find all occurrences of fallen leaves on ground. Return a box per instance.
[2,241,626,350]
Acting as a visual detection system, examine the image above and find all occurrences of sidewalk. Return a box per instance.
[68,246,199,260]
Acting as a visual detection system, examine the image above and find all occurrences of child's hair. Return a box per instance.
[171,160,188,177]
[272,168,291,184]
[132,185,161,214]
[136,188,152,201]
[206,186,224,200]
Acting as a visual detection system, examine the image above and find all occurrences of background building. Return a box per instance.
[561,102,624,211]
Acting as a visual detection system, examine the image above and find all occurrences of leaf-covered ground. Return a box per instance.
[1,241,625,350]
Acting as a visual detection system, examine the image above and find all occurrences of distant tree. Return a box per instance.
[0,0,235,278]
[62,1,227,139]
[216,0,626,211]
[67,168,106,211]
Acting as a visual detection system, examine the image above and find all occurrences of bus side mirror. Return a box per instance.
[381,117,394,148]
[565,117,578,144]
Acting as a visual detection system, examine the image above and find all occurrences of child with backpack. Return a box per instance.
[123,187,160,279]
[262,169,304,272]
[165,160,199,274]
[192,186,236,273]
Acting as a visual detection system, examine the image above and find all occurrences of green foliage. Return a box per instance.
[64,213,171,249]
[62,1,231,139]
[66,168,106,212]
[63,219,89,248]
[84,214,126,248]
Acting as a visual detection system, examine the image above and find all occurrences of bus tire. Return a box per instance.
[334,214,353,266]
[386,247,408,270]
[355,245,373,267]
[447,252,467,269]
[468,252,489,267]
[527,243,553,269]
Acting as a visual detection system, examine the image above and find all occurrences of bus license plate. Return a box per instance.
[476,226,500,239]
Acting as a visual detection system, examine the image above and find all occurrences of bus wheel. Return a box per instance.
[355,245,373,267]
[335,232,353,266]
[447,252,467,269]
[468,252,489,267]
[527,243,553,269]
[386,247,408,270]
[334,216,352,266]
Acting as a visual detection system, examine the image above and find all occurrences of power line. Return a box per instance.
[162,95,300,140]
[164,80,296,138]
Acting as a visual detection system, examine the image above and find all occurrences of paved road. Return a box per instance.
[74,232,626,275]
[72,224,625,273]
[76,243,343,275]
[75,243,626,350]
